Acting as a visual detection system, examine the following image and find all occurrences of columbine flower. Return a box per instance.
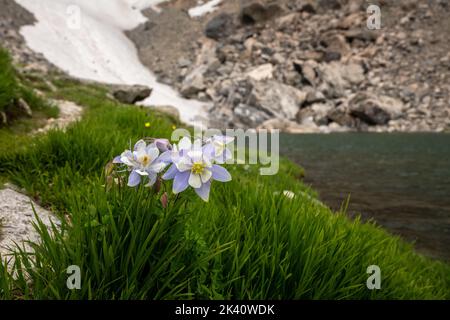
[154,138,171,153]
[113,140,166,187]
[162,137,231,201]
[204,135,234,164]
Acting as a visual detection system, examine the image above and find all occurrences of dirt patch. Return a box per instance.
[33,100,83,134]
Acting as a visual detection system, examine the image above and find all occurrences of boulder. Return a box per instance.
[112,85,152,104]
[349,92,405,125]
[257,118,296,130]
[323,51,342,62]
[297,102,333,126]
[293,60,317,86]
[316,61,365,98]
[317,62,347,98]
[320,34,351,57]
[317,0,342,10]
[248,80,307,120]
[181,66,207,98]
[177,57,192,68]
[341,62,365,85]
[350,102,391,125]
[233,103,270,127]
[205,13,235,40]
[240,2,283,25]
[327,108,357,127]
[257,118,320,133]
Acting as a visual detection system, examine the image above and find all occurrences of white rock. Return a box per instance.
[246,64,274,81]
[0,187,60,268]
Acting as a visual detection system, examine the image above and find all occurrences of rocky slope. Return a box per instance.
[130,0,450,133]
[2,0,450,133]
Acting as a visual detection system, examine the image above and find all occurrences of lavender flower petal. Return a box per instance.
[162,164,179,180]
[211,165,232,182]
[127,170,141,187]
[195,181,211,202]
[173,171,190,193]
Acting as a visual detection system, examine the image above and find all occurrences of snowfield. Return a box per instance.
[188,0,223,18]
[15,0,209,126]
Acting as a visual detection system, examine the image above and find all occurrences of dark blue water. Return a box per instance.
[280,133,450,261]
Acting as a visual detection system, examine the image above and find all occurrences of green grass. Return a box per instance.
[0,48,17,113]
[0,78,449,300]
[0,47,58,128]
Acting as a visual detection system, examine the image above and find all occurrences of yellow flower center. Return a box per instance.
[191,162,205,175]
[140,155,151,167]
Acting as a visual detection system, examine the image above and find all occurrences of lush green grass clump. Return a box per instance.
[0,79,448,300]
[0,48,17,112]
[0,47,58,126]
[0,48,60,158]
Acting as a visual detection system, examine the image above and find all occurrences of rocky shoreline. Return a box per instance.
[130,0,450,133]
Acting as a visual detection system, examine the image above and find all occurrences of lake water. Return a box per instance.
[280,133,450,261]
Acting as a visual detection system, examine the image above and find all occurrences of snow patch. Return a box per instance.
[188,0,223,18]
[15,0,209,126]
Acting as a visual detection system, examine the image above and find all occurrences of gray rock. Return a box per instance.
[350,103,390,125]
[328,108,357,127]
[317,62,347,98]
[299,1,317,14]
[205,13,235,40]
[305,89,326,105]
[349,93,391,125]
[317,0,342,10]
[323,51,341,62]
[246,63,274,81]
[344,29,379,43]
[293,60,317,85]
[233,103,270,127]
[177,57,192,68]
[349,92,405,125]
[181,66,207,98]
[112,85,152,104]
[16,98,32,117]
[248,80,307,120]
[0,187,60,269]
[341,62,365,85]
[240,2,283,25]
[321,34,351,57]
[258,118,320,133]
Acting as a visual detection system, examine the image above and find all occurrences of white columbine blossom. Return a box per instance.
[115,140,167,187]
[205,135,234,164]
